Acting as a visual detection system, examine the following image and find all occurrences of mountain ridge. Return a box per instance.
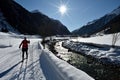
[72,6,120,37]
[0,0,70,36]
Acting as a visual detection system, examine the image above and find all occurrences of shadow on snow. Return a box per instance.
[0,61,21,78]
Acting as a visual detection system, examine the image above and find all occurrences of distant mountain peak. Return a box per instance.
[86,19,98,25]
[109,6,120,15]
[31,10,41,13]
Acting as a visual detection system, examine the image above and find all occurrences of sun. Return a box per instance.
[50,0,70,17]
[59,5,67,15]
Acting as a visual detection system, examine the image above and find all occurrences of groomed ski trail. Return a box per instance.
[0,41,46,80]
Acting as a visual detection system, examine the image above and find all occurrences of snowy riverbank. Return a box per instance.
[62,40,120,66]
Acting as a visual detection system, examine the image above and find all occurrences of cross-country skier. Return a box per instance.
[19,37,30,62]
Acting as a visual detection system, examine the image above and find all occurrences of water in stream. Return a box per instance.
[55,42,120,80]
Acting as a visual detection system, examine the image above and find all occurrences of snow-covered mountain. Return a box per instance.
[109,6,120,15]
[31,10,41,14]
[72,6,120,37]
[0,0,70,36]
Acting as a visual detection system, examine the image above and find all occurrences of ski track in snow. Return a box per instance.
[0,41,46,80]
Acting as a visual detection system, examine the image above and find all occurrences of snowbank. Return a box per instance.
[63,41,120,66]
[40,50,94,80]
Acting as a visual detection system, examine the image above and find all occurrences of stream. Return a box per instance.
[47,41,120,80]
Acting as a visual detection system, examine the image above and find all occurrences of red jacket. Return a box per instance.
[19,40,30,48]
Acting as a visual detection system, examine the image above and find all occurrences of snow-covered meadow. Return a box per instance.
[71,33,120,46]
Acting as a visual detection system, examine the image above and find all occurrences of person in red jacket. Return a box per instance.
[19,37,30,62]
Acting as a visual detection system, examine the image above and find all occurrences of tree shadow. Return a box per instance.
[0,45,12,48]
[0,61,21,78]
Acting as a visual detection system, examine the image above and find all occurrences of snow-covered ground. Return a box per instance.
[63,33,120,65]
[71,33,120,46]
[0,32,94,80]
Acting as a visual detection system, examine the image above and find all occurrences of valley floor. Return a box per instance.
[0,33,94,80]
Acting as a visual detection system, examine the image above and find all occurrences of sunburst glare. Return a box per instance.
[59,5,67,15]
[50,0,70,17]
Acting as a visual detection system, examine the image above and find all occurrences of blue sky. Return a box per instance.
[15,0,120,32]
